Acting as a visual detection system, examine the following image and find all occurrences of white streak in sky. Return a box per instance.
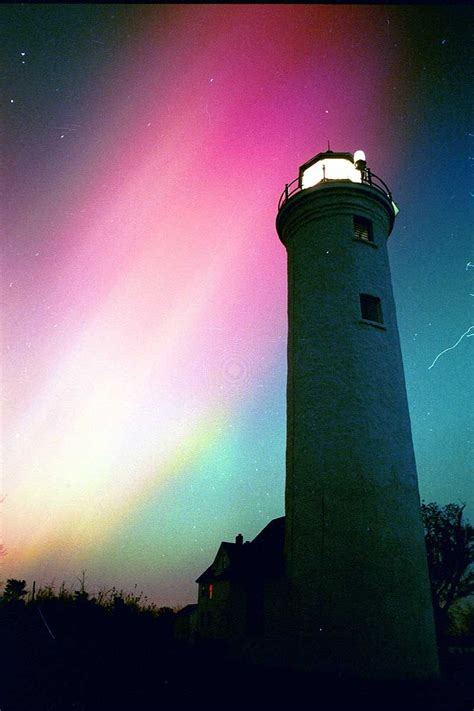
[428,326,474,370]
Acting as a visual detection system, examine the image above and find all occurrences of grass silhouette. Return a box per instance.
[1,578,472,710]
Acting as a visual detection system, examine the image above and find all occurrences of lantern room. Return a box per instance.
[278,149,399,217]
[299,150,364,189]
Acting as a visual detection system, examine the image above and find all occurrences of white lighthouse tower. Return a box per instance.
[276,150,439,678]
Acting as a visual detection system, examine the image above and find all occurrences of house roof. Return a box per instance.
[196,516,285,584]
[175,603,198,618]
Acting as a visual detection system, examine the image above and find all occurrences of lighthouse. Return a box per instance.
[276,150,439,678]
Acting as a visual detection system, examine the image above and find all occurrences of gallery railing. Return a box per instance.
[278,169,393,211]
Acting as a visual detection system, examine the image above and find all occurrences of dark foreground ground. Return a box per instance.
[1,603,473,710]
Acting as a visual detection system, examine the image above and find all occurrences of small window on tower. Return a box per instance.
[360,294,383,324]
[354,216,373,243]
[208,583,214,599]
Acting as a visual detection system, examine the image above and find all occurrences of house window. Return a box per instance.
[354,216,373,242]
[208,583,214,599]
[360,293,383,324]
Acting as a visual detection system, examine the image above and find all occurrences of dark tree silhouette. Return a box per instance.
[450,601,474,639]
[421,502,474,635]
[2,578,28,603]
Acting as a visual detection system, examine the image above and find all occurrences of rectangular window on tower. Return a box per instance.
[360,294,383,324]
[354,216,373,243]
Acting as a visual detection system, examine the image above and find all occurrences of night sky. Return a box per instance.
[2,4,472,606]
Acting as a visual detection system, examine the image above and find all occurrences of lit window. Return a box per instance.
[360,294,383,324]
[208,584,213,599]
[354,216,373,242]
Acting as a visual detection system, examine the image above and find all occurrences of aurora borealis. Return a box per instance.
[3,4,472,606]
